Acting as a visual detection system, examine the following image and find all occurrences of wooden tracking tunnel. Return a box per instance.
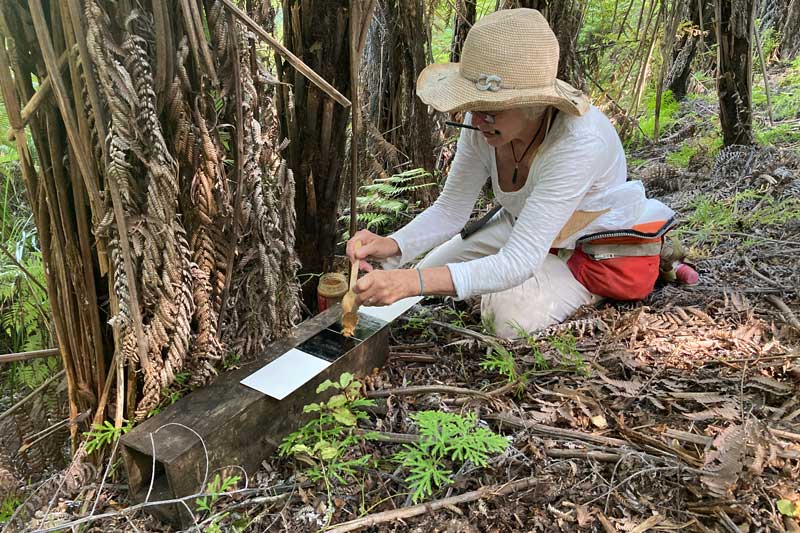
[120,302,401,526]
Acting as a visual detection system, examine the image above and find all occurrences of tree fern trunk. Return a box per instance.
[715,0,756,145]
[277,0,353,301]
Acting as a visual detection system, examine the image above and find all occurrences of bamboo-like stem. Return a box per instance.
[349,0,362,239]
[5,46,72,142]
[28,0,102,223]
[218,0,351,108]
[0,348,60,364]
[60,3,107,400]
[0,34,80,447]
[186,0,218,84]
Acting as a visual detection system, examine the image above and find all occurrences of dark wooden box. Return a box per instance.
[120,305,388,526]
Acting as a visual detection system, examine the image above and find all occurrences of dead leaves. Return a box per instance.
[701,424,747,498]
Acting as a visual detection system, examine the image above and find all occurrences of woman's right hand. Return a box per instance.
[346,229,401,272]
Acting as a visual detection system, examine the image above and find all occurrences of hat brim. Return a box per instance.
[416,63,589,116]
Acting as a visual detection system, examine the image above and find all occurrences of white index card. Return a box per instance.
[241,348,331,400]
[360,296,422,323]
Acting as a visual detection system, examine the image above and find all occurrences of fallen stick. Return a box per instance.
[388,352,438,363]
[765,295,800,330]
[323,475,539,533]
[484,412,629,448]
[367,385,493,401]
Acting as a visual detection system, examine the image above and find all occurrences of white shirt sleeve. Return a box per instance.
[447,132,608,299]
[383,124,489,269]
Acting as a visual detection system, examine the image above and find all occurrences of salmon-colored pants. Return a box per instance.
[416,209,598,339]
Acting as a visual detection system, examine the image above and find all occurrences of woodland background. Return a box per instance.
[0,0,799,530]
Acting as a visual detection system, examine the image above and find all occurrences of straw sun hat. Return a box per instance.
[416,8,589,116]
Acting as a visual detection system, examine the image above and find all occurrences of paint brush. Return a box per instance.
[341,240,361,337]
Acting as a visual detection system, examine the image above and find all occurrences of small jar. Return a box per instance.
[317,273,348,311]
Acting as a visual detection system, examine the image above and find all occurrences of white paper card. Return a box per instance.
[241,348,331,400]
[360,296,422,323]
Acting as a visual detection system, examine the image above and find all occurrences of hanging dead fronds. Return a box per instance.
[0,0,301,434]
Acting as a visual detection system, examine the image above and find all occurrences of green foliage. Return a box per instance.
[84,419,134,455]
[11,357,59,390]
[684,189,800,245]
[549,333,587,375]
[665,142,696,168]
[393,411,508,503]
[146,371,192,417]
[755,122,800,145]
[0,241,50,354]
[508,322,549,371]
[638,90,680,140]
[340,169,434,239]
[279,373,376,485]
[777,499,799,517]
[480,344,526,386]
[402,310,432,332]
[222,352,241,370]
[0,496,21,524]
[442,307,469,328]
[196,473,241,514]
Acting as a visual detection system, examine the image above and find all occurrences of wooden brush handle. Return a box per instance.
[349,241,361,290]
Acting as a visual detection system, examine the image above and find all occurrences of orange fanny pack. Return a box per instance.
[566,217,677,301]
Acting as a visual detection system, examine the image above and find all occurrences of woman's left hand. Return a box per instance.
[354,269,419,307]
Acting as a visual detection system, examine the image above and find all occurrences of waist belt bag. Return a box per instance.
[566,217,677,301]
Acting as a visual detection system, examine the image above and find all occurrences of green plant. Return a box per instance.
[549,332,587,375]
[777,499,799,517]
[0,496,21,524]
[393,411,508,503]
[509,322,549,371]
[683,189,800,245]
[196,473,241,514]
[83,419,134,455]
[638,90,680,140]
[480,344,526,387]
[279,373,376,485]
[665,142,697,168]
[11,356,60,390]
[0,243,50,354]
[340,168,435,239]
[222,352,241,370]
[402,310,432,332]
[442,307,469,328]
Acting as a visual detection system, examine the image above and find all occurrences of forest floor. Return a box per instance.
[8,64,800,533]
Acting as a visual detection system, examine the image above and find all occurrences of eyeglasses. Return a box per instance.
[472,111,497,124]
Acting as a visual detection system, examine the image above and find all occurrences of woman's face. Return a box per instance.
[471,108,533,147]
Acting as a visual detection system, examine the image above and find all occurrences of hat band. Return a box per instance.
[475,73,502,92]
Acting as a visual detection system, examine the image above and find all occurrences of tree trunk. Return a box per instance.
[501,0,587,91]
[276,0,353,299]
[781,0,800,59]
[362,0,436,203]
[715,0,756,146]
[451,0,477,62]
[666,0,713,100]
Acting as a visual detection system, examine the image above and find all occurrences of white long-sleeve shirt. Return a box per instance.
[385,106,650,300]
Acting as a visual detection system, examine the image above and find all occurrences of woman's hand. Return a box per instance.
[346,229,401,272]
[354,269,418,307]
